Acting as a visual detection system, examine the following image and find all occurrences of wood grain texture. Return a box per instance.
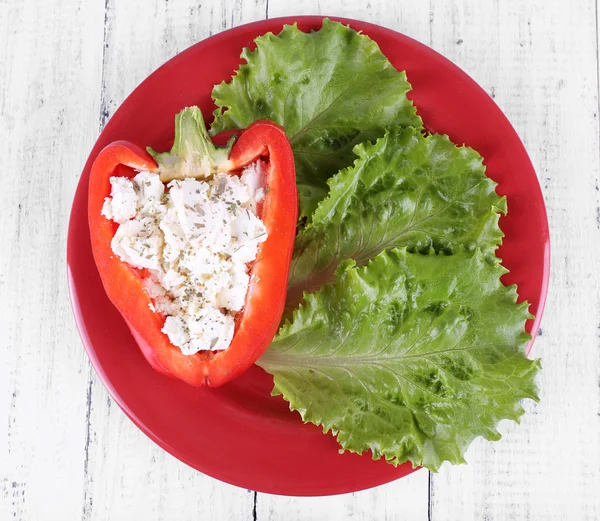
[1,0,599,519]
[256,1,433,520]
[427,1,600,519]
[0,0,104,520]
[82,1,265,520]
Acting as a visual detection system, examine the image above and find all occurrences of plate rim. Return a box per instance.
[67,15,550,496]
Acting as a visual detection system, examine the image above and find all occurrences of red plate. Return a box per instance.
[67,16,550,496]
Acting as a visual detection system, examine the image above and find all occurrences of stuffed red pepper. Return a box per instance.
[88,107,297,387]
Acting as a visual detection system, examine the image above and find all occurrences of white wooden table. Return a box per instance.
[1,0,599,519]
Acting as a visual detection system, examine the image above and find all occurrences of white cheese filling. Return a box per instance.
[101,162,267,355]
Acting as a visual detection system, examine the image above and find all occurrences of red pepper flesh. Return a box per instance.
[88,121,297,387]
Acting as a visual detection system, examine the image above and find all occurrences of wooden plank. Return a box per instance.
[0,0,105,520]
[427,1,600,520]
[255,472,429,521]
[255,1,434,519]
[2,0,599,519]
[80,1,266,520]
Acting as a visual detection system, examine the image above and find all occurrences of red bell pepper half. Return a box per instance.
[88,107,297,387]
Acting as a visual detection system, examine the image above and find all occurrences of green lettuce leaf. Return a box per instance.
[259,249,539,471]
[286,127,506,310]
[211,19,422,217]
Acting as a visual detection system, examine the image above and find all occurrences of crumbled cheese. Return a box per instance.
[216,262,250,311]
[101,162,268,354]
[111,218,163,271]
[102,177,137,224]
[133,171,165,216]
[241,161,266,211]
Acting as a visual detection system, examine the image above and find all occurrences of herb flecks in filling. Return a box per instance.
[101,161,267,354]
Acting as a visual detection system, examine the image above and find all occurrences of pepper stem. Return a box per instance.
[148,106,235,182]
